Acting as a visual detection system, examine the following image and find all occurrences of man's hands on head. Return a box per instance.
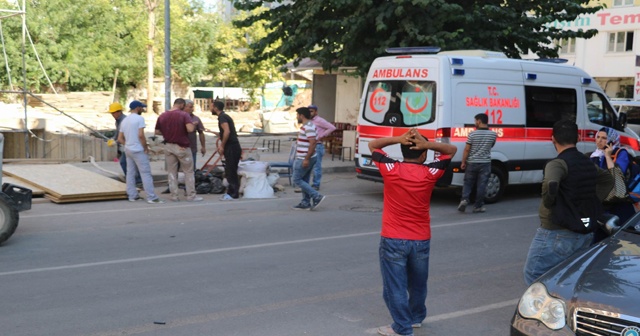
[406,128,429,150]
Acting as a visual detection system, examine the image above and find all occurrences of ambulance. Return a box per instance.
[355,47,640,203]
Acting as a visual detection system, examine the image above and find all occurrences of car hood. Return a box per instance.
[540,230,640,314]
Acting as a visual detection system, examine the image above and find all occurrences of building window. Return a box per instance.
[608,31,634,52]
[613,0,633,6]
[557,38,576,54]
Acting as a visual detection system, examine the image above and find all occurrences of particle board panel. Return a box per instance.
[3,164,126,200]
[2,175,45,196]
[45,194,127,204]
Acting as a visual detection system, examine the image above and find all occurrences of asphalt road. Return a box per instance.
[0,173,543,336]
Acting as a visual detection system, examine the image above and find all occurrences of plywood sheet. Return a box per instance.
[2,175,45,196]
[3,164,126,201]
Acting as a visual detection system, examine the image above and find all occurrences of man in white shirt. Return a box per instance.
[117,100,164,204]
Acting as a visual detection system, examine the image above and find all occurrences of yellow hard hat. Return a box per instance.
[107,102,124,113]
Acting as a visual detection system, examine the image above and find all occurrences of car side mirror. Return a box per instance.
[618,112,628,130]
[598,214,621,235]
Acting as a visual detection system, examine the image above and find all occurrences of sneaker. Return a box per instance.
[128,196,142,202]
[457,199,468,212]
[311,195,325,210]
[147,198,165,204]
[291,203,311,211]
[161,187,170,194]
[294,187,302,193]
[376,325,412,336]
[473,206,486,213]
[312,185,319,191]
[219,194,235,201]
[187,196,204,202]
[412,323,422,328]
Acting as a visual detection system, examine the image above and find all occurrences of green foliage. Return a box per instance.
[0,0,279,93]
[206,8,283,102]
[232,0,603,76]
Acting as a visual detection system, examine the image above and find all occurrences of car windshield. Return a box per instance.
[621,213,640,234]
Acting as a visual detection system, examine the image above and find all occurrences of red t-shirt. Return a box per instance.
[155,109,193,148]
[372,149,451,240]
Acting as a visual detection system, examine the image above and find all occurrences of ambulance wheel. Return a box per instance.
[0,193,19,245]
[484,165,506,204]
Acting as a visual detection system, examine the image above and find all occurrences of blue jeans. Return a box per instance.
[462,162,491,208]
[119,151,142,184]
[379,237,430,336]
[125,149,158,201]
[523,227,593,285]
[292,156,320,205]
[311,143,324,188]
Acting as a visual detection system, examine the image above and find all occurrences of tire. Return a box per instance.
[484,164,506,204]
[0,192,19,245]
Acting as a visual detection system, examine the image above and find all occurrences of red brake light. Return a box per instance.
[436,128,451,138]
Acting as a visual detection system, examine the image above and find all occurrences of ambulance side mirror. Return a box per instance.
[618,112,627,130]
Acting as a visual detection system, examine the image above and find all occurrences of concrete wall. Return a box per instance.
[335,74,362,125]
[312,74,337,121]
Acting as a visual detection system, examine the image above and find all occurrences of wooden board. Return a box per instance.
[3,164,126,202]
[2,175,45,196]
[45,194,127,204]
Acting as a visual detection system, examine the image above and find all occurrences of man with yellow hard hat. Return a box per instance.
[107,102,140,183]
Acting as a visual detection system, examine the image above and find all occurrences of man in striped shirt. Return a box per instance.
[291,107,326,210]
[458,113,497,213]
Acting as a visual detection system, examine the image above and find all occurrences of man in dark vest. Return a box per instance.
[523,119,613,285]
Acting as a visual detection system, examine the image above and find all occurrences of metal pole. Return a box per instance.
[164,0,171,110]
[21,0,29,158]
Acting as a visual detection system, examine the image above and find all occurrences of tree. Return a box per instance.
[205,8,282,102]
[232,0,603,76]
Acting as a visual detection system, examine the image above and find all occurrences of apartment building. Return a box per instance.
[541,1,639,99]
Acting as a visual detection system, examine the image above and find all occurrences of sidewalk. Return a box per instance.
[75,134,355,183]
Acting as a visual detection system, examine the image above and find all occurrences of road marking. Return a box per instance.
[364,298,520,334]
[0,213,536,277]
[424,298,519,323]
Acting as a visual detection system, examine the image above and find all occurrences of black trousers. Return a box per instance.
[224,143,242,198]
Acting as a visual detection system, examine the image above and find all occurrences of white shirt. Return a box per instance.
[119,113,146,152]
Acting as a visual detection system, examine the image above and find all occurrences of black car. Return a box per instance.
[511,215,640,336]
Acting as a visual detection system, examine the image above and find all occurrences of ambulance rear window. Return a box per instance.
[362,80,436,127]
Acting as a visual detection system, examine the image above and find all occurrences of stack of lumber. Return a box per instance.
[2,176,44,196]
[27,92,113,113]
[3,164,126,203]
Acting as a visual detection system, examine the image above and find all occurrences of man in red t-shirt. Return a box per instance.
[370,129,456,336]
[154,98,202,202]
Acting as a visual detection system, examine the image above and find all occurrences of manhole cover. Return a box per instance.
[341,205,382,213]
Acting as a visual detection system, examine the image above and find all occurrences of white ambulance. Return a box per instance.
[355,48,640,203]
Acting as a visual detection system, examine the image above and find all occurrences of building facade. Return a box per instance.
[540,1,639,99]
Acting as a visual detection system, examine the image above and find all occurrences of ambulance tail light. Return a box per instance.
[396,55,412,59]
[355,133,359,154]
[436,128,451,141]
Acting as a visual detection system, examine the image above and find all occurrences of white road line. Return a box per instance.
[1,213,537,277]
[364,299,520,334]
[424,298,519,323]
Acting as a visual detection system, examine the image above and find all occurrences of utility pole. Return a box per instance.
[164,0,171,111]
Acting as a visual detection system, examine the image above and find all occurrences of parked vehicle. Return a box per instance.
[510,214,640,335]
[612,99,640,136]
[355,48,640,203]
[0,134,32,245]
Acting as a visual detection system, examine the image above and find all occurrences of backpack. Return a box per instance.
[611,148,640,202]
